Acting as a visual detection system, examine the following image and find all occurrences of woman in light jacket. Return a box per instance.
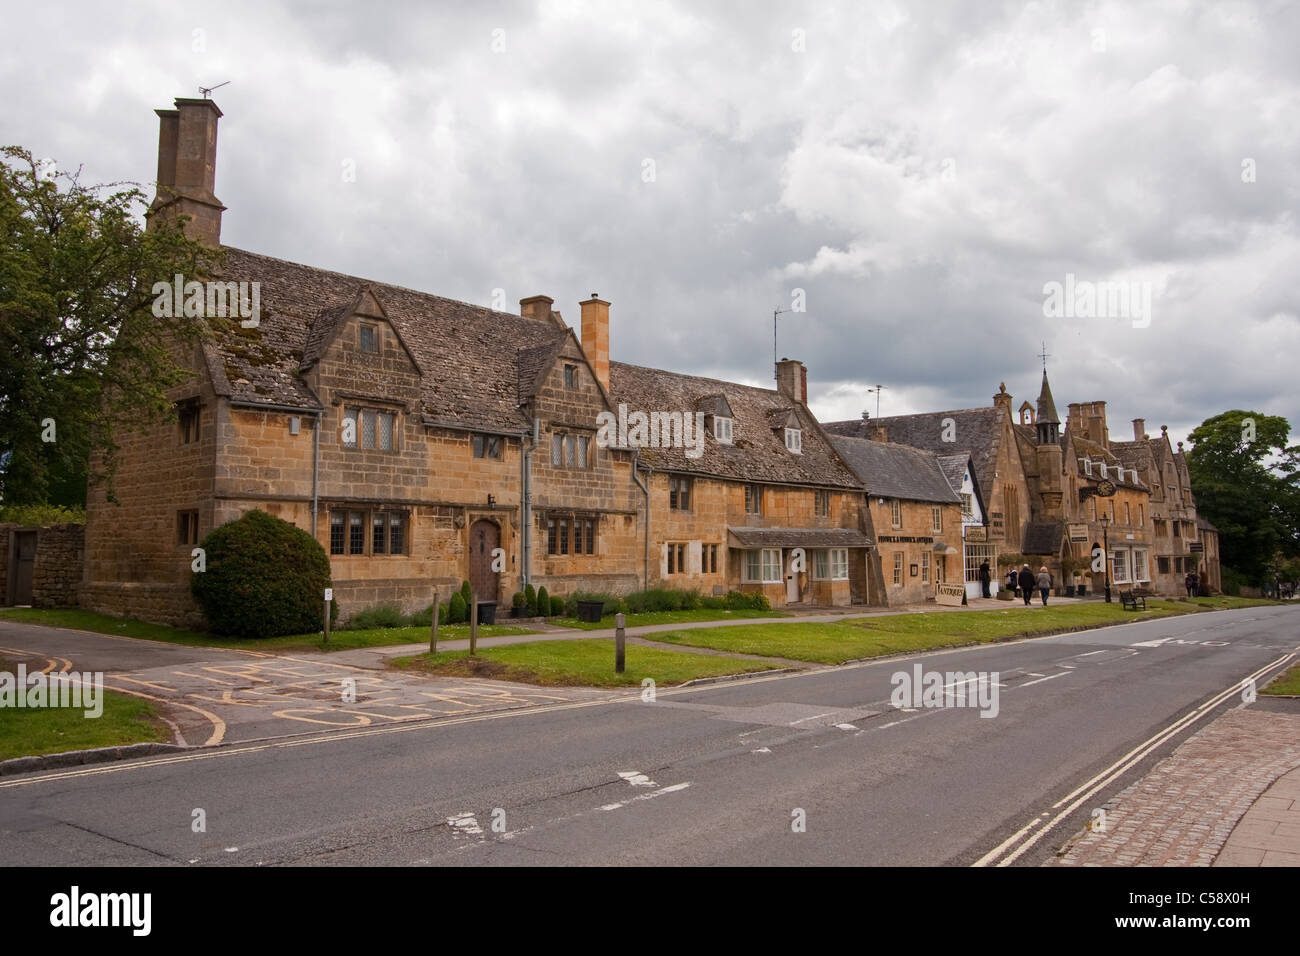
[1036,566,1052,606]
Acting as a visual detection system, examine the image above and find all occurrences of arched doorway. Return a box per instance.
[469,520,501,602]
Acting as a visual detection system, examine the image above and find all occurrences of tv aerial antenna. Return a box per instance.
[199,81,231,99]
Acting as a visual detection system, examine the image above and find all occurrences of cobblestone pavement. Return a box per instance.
[1048,707,1300,866]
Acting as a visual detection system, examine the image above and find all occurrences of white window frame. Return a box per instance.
[892,552,903,586]
[830,548,848,580]
[890,499,902,529]
[921,551,931,584]
[813,549,830,580]
[743,548,783,584]
[931,505,942,533]
[785,428,802,454]
[714,417,733,444]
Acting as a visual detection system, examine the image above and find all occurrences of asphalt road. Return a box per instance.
[1,605,1296,866]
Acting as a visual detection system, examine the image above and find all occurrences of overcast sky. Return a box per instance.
[5,0,1297,448]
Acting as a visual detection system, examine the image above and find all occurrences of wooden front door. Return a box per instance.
[468,520,501,603]
[10,531,36,605]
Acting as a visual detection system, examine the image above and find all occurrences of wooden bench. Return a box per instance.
[1120,590,1146,611]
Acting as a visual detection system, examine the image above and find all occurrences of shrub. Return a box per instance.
[550,595,565,616]
[346,604,407,630]
[536,586,550,616]
[448,592,468,624]
[512,591,526,608]
[0,503,86,525]
[525,583,538,616]
[624,588,703,613]
[460,580,472,605]
[723,590,770,610]
[410,603,435,628]
[190,509,333,638]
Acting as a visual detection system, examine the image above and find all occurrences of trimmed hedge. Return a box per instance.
[536,586,550,617]
[190,509,334,638]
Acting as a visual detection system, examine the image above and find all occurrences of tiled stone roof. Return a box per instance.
[607,362,862,489]
[830,436,961,504]
[210,247,569,432]
[727,527,874,549]
[1022,519,1065,555]
[824,407,1005,499]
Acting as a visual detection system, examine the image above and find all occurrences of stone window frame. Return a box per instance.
[814,490,831,517]
[177,509,199,546]
[329,506,409,557]
[705,544,718,574]
[669,475,692,511]
[177,398,201,445]
[544,512,597,556]
[342,405,399,452]
[550,431,592,470]
[744,484,763,515]
[667,542,687,574]
[472,434,503,460]
[359,322,380,353]
[563,364,579,389]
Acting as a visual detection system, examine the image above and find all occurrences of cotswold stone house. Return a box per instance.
[609,359,874,608]
[829,437,963,606]
[81,96,881,625]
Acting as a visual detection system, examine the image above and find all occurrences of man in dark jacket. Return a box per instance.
[979,560,992,598]
[1018,564,1035,606]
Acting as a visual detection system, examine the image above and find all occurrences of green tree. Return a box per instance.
[1186,410,1300,582]
[0,146,219,506]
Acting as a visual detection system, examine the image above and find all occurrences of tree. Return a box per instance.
[1186,410,1300,582]
[0,146,219,506]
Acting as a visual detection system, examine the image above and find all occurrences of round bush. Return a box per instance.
[550,595,565,616]
[190,509,333,638]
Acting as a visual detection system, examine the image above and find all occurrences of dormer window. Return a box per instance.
[359,323,379,353]
[714,417,733,443]
[1081,458,1092,477]
[785,428,802,454]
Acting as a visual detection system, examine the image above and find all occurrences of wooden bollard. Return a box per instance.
[429,587,439,655]
[615,612,626,673]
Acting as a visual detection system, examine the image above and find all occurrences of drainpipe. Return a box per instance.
[520,418,538,588]
[311,412,321,536]
[631,449,651,592]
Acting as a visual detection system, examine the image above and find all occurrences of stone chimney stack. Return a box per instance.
[147,97,225,246]
[1132,418,1146,441]
[775,358,807,404]
[580,293,610,391]
[519,295,554,322]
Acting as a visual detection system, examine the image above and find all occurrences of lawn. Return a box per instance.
[550,608,788,631]
[1180,596,1282,611]
[0,657,169,760]
[0,607,537,653]
[391,638,775,687]
[649,600,1200,665]
[1262,663,1300,696]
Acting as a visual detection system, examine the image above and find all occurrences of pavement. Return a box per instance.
[0,603,1296,866]
[1050,701,1300,867]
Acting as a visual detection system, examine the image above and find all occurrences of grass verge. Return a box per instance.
[0,607,536,652]
[1263,663,1300,696]
[0,656,168,760]
[649,600,1203,665]
[391,638,775,687]
[550,608,788,631]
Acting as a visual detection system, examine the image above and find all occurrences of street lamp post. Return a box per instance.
[1101,513,1112,603]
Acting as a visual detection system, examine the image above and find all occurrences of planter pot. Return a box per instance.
[996,590,1014,601]
[1076,585,1088,596]
[509,606,526,619]
[576,600,605,624]
[1064,585,1075,597]
[475,601,497,625]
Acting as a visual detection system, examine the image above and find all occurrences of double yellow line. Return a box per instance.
[973,651,1296,867]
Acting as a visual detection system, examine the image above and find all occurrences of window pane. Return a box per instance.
[586,520,595,554]
[547,519,556,555]
[373,513,387,554]
[814,550,828,578]
[473,435,485,458]
[552,435,562,466]
[343,408,358,447]
[330,513,344,555]
[362,409,377,448]
[487,436,501,459]
[565,435,575,466]
[745,551,759,581]
[575,520,584,555]
[559,520,568,555]
[380,412,394,450]
[390,514,404,555]
[577,436,587,468]
[349,512,365,554]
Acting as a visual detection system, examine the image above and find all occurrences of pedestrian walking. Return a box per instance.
[1018,564,1035,606]
[979,560,992,598]
[1037,566,1052,606]
[1184,571,1196,598]
[1006,567,1018,595]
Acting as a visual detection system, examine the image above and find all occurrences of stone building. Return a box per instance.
[829,436,963,606]
[608,359,874,607]
[81,95,881,626]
